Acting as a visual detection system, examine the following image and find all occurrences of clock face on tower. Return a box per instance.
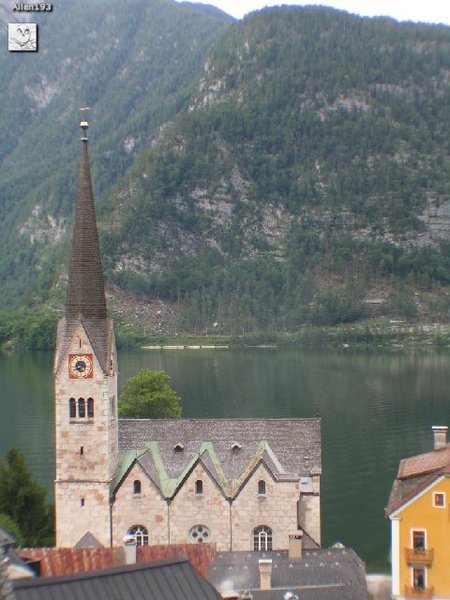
[68,353,93,379]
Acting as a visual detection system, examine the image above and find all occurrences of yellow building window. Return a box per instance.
[433,492,445,508]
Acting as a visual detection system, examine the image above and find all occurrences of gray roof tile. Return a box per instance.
[119,418,321,480]
[14,557,222,600]
[209,549,368,600]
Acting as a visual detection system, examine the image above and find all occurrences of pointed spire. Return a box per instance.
[65,113,107,320]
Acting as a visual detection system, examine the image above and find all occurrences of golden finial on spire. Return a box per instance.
[79,106,90,142]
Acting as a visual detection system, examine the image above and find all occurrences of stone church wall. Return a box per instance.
[112,463,168,546]
[231,464,300,551]
[55,324,118,547]
[168,465,231,550]
[55,482,111,547]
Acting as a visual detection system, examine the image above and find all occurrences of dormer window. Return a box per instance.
[174,443,184,453]
[231,442,242,452]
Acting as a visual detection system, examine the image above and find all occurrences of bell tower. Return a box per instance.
[54,111,118,547]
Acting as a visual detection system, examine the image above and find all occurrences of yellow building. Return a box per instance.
[387,426,450,599]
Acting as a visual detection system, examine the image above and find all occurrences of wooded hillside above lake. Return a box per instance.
[1,1,450,334]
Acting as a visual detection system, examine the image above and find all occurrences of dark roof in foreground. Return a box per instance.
[209,548,368,600]
[386,444,450,515]
[13,557,222,600]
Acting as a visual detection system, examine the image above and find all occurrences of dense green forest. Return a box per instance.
[1,3,450,338]
[100,8,450,333]
[0,0,232,307]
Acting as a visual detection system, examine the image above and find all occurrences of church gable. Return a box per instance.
[169,463,230,549]
[114,457,164,501]
[55,321,100,379]
[112,462,167,547]
[54,317,114,377]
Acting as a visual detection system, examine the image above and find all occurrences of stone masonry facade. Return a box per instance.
[55,322,118,547]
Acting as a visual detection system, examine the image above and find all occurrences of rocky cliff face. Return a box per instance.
[1,5,450,329]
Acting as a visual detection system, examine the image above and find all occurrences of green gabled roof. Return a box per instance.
[145,441,229,498]
[228,441,267,497]
[116,441,276,500]
[110,449,146,496]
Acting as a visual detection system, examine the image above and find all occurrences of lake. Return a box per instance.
[1,347,449,571]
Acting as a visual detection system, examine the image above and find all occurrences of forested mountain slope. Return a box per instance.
[99,7,450,332]
[1,5,450,333]
[0,0,232,305]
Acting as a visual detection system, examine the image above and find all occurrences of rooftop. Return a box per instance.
[209,548,368,600]
[13,557,222,600]
[386,441,450,515]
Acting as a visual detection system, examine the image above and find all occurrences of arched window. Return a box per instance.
[127,524,148,546]
[189,525,210,543]
[78,398,85,418]
[133,480,141,495]
[253,526,273,551]
[69,398,76,418]
[87,397,94,418]
[258,480,266,495]
[195,480,203,495]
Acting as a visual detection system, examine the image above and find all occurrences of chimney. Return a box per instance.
[258,559,272,590]
[123,535,137,565]
[432,426,448,450]
[289,530,303,560]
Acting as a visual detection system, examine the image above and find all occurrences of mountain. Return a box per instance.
[99,7,450,332]
[0,0,232,305]
[1,5,450,334]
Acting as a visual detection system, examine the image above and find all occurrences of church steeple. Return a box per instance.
[54,112,119,548]
[66,110,107,320]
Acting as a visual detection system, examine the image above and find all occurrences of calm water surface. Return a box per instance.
[1,348,449,571]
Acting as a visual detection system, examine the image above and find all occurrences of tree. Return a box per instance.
[119,370,182,418]
[0,513,25,546]
[0,449,53,546]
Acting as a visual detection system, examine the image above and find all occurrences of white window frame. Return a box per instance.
[433,491,445,508]
[127,524,149,546]
[410,565,427,590]
[410,528,427,550]
[253,526,273,551]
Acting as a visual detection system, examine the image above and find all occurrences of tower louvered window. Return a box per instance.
[87,397,94,418]
[78,398,85,418]
[69,398,76,418]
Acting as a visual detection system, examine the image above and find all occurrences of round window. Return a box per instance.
[189,524,210,543]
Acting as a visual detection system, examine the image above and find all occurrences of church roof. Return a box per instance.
[66,139,107,320]
[116,418,321,499]
[55,130,112,374]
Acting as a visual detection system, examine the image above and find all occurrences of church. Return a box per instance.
[54,116,322,552]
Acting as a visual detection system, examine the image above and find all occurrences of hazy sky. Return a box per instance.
[195,0,450,24]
